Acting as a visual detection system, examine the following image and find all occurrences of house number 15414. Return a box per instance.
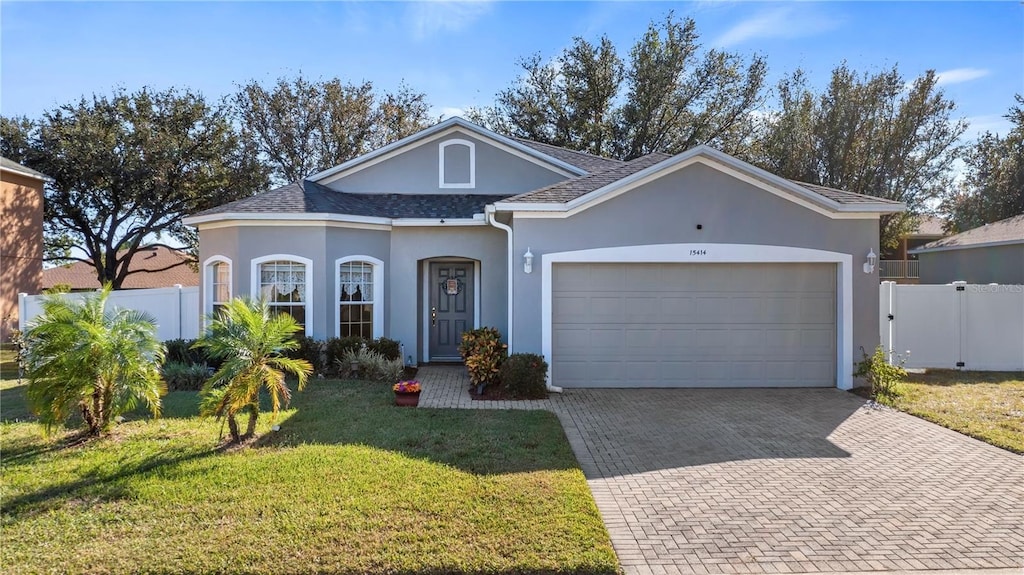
[689,249,707,256]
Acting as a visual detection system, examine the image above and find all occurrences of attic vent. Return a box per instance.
[439,139,475,189]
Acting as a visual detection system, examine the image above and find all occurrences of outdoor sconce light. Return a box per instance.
[524,247,534,274]
[864,249,877,274]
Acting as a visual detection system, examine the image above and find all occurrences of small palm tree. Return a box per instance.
[23,286,165,437]
[195,298,312,443]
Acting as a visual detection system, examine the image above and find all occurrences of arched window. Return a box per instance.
[336,256,384,339]
[251,255,313,335]
[203,256,232,318]
[439,139,475,188]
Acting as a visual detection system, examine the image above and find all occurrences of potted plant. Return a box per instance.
[393,380,421,407]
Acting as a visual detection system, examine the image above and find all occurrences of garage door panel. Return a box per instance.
[552,263,836,388]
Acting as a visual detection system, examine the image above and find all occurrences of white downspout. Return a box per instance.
[486,206,562,394]
[486,206,514,354]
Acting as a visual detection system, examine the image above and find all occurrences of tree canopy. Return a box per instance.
[230,75,432,184]
[746,65,967,249]
[470,13,767,160]
[941,95,1024,232]
[2,88,268,289]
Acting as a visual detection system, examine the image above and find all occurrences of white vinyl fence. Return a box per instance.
[19,286,200,341]
[880,281,1024,371]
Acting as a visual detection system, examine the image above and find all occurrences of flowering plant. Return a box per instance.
[393,380,421,394]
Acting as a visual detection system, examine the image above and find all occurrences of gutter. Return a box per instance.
[486,206,563,394]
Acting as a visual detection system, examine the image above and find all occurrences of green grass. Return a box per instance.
[894,370,1024,454]
[0,367,618,574]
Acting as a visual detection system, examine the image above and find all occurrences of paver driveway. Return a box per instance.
[419,368,1023,574]
[556,388,1023,574]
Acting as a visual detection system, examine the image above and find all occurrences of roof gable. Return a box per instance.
[309,117,590,186]
[495,145,904,219]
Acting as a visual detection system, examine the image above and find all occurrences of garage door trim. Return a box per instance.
[541,243,854,389]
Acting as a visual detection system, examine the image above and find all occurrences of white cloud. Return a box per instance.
[935,68,991,86]
[713,7,840,48]
[406,1,493,40]
[965,114,1013,138]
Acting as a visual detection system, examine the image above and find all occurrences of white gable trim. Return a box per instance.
[494,146,904,219]
[309,117,585,185]
[439,139,476,188]
[540,243,854,390]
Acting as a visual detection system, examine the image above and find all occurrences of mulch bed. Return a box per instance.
[468,385,519,401]
[401,366,419,380]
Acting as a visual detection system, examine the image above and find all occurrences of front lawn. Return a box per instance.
[893,370,1024,454]
[0,373,618,574]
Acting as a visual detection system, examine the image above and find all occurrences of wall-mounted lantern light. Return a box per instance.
[524,247,534,274]
[863,249,877,274]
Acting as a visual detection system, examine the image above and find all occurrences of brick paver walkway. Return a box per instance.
[417,366,1024,574]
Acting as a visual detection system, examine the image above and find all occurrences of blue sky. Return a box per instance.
[2,1,1021,139]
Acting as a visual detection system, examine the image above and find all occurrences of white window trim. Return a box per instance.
[540,243,854,390]
[335,255,385,339]
[202,255,232,322]
[438,139,476,189]
[251,254,314,337]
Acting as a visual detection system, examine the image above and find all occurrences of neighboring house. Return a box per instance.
[43,246,198,291]
[184,117,903,390]
[880,215,948,283]
[1,157,48,341]
[911,214,1024,285]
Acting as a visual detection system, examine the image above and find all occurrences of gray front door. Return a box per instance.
[429,262,474,360]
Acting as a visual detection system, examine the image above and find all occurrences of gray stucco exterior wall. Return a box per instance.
[198,222,506,364]
[390,226,508,363]
[509,163,881,381]
[321,131,568,195]
[918,244,1024,284]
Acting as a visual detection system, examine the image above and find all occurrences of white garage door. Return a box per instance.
[552,262,836,388]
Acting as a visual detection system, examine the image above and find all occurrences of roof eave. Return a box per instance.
[1,164,53,182]
[910,238,1024,254]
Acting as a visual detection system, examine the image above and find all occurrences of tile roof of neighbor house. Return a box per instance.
[190,180,510,219]
[913,213,1024,253]
[0,156,50,181]
[513,138,625,173]
[42,246,198,290]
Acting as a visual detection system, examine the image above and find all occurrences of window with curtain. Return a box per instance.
[210,261,230,317]
[339,261,374,338]
[259,260,307,327]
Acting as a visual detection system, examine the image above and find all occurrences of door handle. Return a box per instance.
[431,306,437,327]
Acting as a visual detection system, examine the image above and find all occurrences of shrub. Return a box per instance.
[287,336,325,374]
[367,337,401,361]
[459,327,507,389]
[340,347,404,384]
[500,353,549,399]
[325,336,366,373]
[165,338,204,365]
[161,361,210,391]
[854,345,907,405]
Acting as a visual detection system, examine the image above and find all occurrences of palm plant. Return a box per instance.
[194,298,312,443]
[23,286,165,437]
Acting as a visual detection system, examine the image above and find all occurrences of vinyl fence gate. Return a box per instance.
[880,281,1024,371]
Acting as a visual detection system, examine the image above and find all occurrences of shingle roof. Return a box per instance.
[789,181,905,206]
[43,246,198,290]
[513,139,624,173]
[913,213,1024,252]
[501,153,672,204]
[912,215,947,236]
[1,156,50,181]
[190,180,509,219]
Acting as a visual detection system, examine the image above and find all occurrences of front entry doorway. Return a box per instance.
[428,262,475,361]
